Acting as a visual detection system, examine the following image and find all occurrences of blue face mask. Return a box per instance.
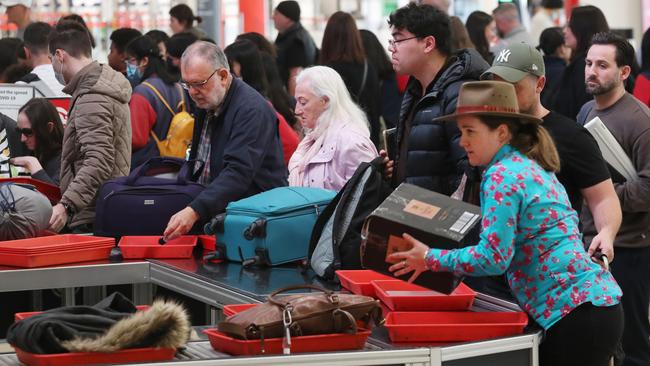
[126,62,143,86]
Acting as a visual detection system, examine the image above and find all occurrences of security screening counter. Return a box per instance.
[0,256,540,365]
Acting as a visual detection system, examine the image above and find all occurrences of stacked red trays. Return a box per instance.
[118,236,198,259]
[335,270,527,343]
[0,234,114,268]
[208,303,371,355]
[335,270,395,297]
[383,311,529,343]
[12,308,175,366]
[372,280,476,311]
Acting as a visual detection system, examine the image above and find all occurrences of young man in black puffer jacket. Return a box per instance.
[383,3,489,195]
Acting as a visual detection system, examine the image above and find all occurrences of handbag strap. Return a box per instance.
[356,60,368,100]
[267,284,335,308]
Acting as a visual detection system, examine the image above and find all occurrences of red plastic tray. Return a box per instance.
[198,235,217,251]
[0,245,113,268]
[118,236,197,259]
[0,235,114,254]
[0,177,61,205]
[384,311,528,343]
[335,270,395,297]
[14,305,150,322]
[204,328,371,356]
[12,306,174,366]
[223,304,257,317]
[372,280,476,311]
[14,346,175,366]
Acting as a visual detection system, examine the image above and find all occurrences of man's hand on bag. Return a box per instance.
[379,150,394,180]
[163,206,199,241]
[48,203,67,232]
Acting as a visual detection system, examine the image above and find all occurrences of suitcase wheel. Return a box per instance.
[243,218,267,240]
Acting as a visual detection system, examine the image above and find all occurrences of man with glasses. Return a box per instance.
[47,20,132,233]
[382,3,488,195]
[162,41,287,240]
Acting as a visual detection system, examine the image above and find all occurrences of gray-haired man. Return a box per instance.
[163,41,287,240]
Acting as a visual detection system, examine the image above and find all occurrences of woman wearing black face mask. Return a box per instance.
[125,35,188,169]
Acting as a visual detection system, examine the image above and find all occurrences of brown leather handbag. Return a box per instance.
[217,285,380,345]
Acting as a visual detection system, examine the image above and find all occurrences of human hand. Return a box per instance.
[163,206,199,241]
[379,150,394,180]
[48,203,68,232]
[387,233,430,282]
[588,231,615,266]
[10,156,42,173]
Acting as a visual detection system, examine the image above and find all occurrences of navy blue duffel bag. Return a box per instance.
[94,157,205,238]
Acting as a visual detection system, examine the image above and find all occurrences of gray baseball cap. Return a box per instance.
[481,42,545,82]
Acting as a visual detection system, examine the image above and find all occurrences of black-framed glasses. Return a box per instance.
[388,36,419,47]
[180,69,219,90]
[15,127,33,137]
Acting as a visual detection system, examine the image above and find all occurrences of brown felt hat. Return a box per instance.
[433,81,542,125]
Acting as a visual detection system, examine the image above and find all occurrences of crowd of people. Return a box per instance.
[1,0,650,365]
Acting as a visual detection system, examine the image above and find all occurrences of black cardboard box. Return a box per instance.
[360,183,481,294]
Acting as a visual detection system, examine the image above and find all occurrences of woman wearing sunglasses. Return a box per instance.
[10,98,64,185]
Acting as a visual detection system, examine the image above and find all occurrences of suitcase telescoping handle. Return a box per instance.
[126,157,202,186]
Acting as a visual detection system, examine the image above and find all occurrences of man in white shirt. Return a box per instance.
[16,22,66,97]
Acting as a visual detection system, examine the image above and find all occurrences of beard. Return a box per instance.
[585,77,619,96]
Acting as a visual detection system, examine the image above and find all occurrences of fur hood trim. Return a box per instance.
[61,300,190,353]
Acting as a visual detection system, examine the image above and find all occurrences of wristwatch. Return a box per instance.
[61,201,75,217]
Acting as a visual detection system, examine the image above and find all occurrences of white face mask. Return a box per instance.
[54,56,66,85]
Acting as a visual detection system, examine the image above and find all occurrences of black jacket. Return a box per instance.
[393,49,489,194]
[275,22,318,87]
[553,53,589,120]
[188,78,288,221]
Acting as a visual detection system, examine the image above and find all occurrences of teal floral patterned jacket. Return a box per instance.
[425,144,622,329]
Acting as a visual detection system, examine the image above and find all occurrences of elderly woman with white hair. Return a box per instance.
[288,66,378,191]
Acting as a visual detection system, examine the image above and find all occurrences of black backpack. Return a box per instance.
[307,157,393,280]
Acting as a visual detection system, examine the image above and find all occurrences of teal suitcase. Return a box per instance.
[206,187,336,266]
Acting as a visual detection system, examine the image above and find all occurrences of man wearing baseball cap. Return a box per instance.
[272,0,317,95]
[481,42,621,273]
[1,0,32,39]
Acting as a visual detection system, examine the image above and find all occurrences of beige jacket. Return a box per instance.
[60,62,132,228]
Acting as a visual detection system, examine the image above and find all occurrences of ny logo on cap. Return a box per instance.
[496,49,512,63]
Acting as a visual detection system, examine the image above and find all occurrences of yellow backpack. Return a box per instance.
[142,82,194,158]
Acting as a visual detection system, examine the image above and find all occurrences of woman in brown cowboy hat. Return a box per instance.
[388,81,623,366]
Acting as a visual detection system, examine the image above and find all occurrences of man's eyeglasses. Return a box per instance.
[180,69,219,90]
[15,127,33,137]
[388,36,419,47]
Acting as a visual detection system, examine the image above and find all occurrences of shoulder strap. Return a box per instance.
[357,60,368,99]
[174,83,187,112]
[142,81,175,116]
